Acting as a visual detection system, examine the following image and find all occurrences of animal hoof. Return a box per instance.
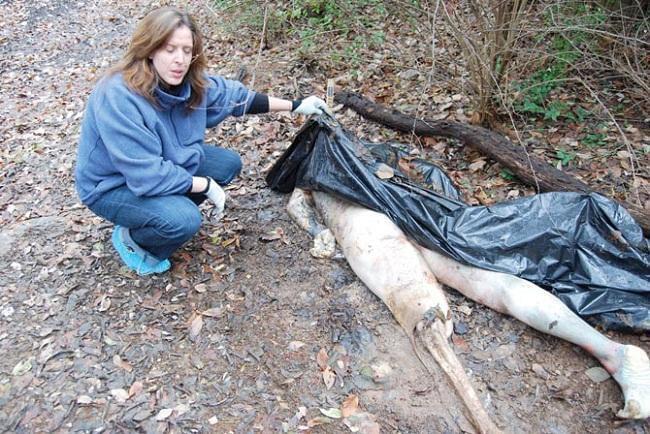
[617,399,642,419]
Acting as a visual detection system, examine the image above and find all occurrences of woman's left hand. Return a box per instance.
[204,177,226,217]
[294,96,332,116]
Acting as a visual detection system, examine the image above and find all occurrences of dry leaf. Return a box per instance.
[319,408,342,419]
[397,158,413,176]
[113,354,133,372]
[468,159,486,172]
[12,359,32,376]
[620,159,630,170]
[288,341,305,351]
[129,381,143,397]
[155,408,173,421]
[341,394,359,417]
[97,295,111,312]
[433,94,449,104]
[110,388,129,403]
[506,189,520,199]
[189,314,203,341]
[194,283,207,293]
[474,188,490,205]
[432,142,447,153]
[375,163,394,179]
[174,403,190,416]
[585,366,611,383]
[141,290,162,309]
[316,348,329,370]
[260,227,284,242]
[343,412,381,434]
[307,416,332,427]
[322,367,336,389]
[201,307,223,318]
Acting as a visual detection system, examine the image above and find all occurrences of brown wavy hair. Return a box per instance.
[108,7,208,110]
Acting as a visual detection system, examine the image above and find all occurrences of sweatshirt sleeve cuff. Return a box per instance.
[246,93,270,114]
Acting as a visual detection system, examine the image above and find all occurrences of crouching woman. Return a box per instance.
[75,7,328,275]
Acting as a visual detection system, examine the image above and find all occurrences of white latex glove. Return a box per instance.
[204,177,226,217]
[294,96,332,116]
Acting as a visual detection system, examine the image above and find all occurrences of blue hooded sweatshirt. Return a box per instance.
[75,73,254,206]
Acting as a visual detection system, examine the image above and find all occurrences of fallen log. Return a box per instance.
[333,91,650,236]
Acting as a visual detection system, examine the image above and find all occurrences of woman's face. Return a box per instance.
[151,25,193,86]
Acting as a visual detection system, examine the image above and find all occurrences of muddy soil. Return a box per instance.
[0,1,648,433]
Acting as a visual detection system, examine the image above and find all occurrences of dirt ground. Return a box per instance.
[0,1,648,433]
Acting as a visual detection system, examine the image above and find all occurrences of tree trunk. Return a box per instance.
[334,91,649,236]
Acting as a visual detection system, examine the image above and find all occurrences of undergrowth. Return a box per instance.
[513,2,609,123]
[212,0,388,69]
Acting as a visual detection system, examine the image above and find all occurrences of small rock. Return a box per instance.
[110,389,130,403]
[454,321,469,335]
[132,410,152,422]
[452,334,469,353]
[493,343,516,360]
[248,346,264,361]
[370,361,392,383]
[288,341,305,351]
[77,395,93,404]
[502,356,520,372]
[1,306,14,318]
[398,69,420,80]
[585,366,610,383]
[532,363,550,380]
[174,403,190,416]
[155,408,173,421]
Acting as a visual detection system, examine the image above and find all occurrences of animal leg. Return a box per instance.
[312,192,501,433]
[417,246,650,420]
[286,188,336,258]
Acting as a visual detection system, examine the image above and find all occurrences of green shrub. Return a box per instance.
[514,2,608,122]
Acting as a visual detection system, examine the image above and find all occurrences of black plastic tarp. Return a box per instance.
[266,116,650,332]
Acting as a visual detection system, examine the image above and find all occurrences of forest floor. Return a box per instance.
[0,0,648,433]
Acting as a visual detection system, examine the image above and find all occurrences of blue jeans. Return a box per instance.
[88,145,242,260]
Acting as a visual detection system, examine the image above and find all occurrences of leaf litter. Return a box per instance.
[0,0,647,433]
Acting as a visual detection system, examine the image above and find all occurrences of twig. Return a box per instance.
[37,350,75,377]
[5,405,29,433]
[410,0,441,151]
[574,76,642,205]
[439,0,541,193]
[249,3,269,90]
[51,401,76,432]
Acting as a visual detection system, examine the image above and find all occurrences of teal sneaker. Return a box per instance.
[111,226,171,275]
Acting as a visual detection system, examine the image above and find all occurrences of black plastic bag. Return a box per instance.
[267,116,650,332]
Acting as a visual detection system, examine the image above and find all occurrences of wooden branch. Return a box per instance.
[334,90,650,236]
